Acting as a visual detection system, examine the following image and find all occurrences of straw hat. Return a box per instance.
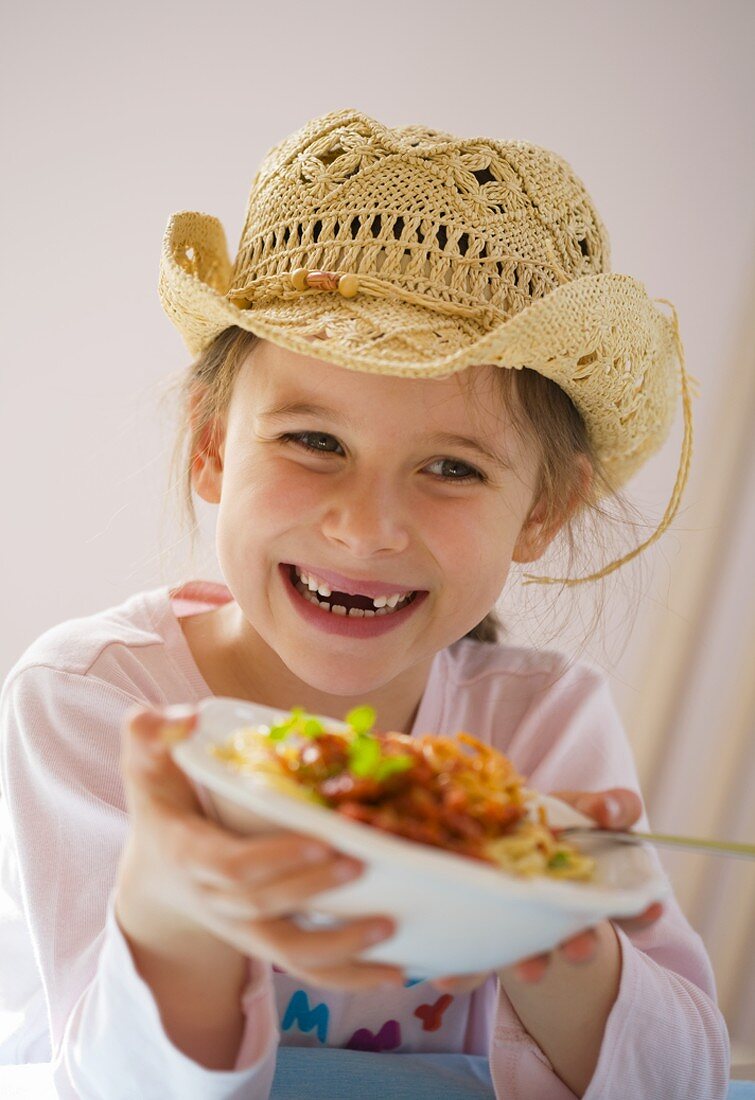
[158,107,699,587]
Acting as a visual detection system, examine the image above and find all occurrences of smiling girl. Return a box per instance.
[0,108,729,1098]
[178,335,571,729]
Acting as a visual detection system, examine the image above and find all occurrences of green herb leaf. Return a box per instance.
[301,718,325,737]
[547,850,571,869]
[345,705,376,735]
[268,709,300,741]
[348,731,382,777]
[373,753,414,783]
[268,707,325,741]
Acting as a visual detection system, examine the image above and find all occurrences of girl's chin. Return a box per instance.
[276,650,399,699]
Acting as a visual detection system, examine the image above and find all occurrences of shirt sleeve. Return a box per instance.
[487,663,731,1100]
[0,664,279,1098]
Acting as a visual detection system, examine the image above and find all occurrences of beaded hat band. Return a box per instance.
[158,107,699,587]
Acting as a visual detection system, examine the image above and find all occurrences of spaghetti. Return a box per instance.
[210,705,595,882]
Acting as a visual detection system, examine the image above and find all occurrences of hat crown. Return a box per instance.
[228,108,611,322]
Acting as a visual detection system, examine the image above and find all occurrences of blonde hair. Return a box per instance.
[162,326,647,655]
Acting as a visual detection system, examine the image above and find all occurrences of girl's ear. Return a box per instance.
[189,389,226,505]
[511,455,593,564]
[511,492,552,564]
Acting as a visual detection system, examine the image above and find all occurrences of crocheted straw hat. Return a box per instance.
[158,107,699,587]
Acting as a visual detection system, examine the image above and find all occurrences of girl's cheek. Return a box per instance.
[257,470,326,519]
[221,456,311,512]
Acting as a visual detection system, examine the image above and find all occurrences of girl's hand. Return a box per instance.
[116,706,405,993]
[430,787,664,995]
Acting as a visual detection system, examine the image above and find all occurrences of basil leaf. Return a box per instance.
[268,707,324,741]
[345,705,376,734]
[268,712,298,741]
[373,754,414,782]
[348,732,382,777]
[301,718,325,737]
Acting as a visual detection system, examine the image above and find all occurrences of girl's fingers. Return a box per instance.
[122,706,197,769]
[510,929,599,982]
[513,952,550,982]
[250,911,398,971]
[194,905,405,990]
[548,788,664,937]
[550,787,642,830]
[558,927,599,963]
[509,905,662,985]
[196,855,362,920]
[121,706,202,816]
[186,831,335,890]
[613,901,664,934]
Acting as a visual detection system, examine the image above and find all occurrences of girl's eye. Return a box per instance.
[279,432,485,484]
[282,431,341,455]
[424,457,483,483]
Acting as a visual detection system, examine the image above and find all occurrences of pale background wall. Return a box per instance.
[1,0,753,1061]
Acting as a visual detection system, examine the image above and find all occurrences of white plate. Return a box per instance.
[172,696,670,979]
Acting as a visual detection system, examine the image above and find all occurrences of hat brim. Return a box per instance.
[159,211,680,492]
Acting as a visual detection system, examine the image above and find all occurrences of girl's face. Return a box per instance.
[193,336,550,708]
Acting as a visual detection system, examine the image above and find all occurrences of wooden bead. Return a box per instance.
[290,268,310,291]
[311,272,340,290]
[337,273,360,298]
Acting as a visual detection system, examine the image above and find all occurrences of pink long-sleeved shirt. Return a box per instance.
[0,581,730,1098]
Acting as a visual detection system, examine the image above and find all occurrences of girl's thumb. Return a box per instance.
[122,705,203,815]
[551,787,642,829]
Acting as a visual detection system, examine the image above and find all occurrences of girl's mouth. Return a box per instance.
[279,563,428,639]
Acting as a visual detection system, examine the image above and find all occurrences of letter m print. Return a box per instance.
[281,990,329,1044]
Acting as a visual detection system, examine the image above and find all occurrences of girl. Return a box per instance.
[0,108,730,1098]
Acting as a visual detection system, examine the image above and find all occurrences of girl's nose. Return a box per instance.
[320,478,411,557]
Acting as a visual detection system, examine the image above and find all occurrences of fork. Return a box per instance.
[556,827,755,861]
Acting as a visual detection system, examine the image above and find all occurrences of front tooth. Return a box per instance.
[348,607,365,617]
[375,607,389,616]
[317,582,332,597]
[363,609,375,617]
[331,604,346,616]
[372,595,388,608]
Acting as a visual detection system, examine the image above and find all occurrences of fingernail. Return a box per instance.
[603,795,623,824]
[334,860,362,881]
[302,843,332,863]
[158,706,198,747]
[366,920,394,943]
[161,704,198,722]
[160,727,192,748]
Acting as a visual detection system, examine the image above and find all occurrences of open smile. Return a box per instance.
[279,563,429,639]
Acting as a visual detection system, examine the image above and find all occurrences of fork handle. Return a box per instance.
[558,828,755,861]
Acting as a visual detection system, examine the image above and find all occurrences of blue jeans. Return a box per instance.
[271,1049,495,1099]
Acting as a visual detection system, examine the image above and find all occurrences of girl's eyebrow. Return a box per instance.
[258,400,514,470]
